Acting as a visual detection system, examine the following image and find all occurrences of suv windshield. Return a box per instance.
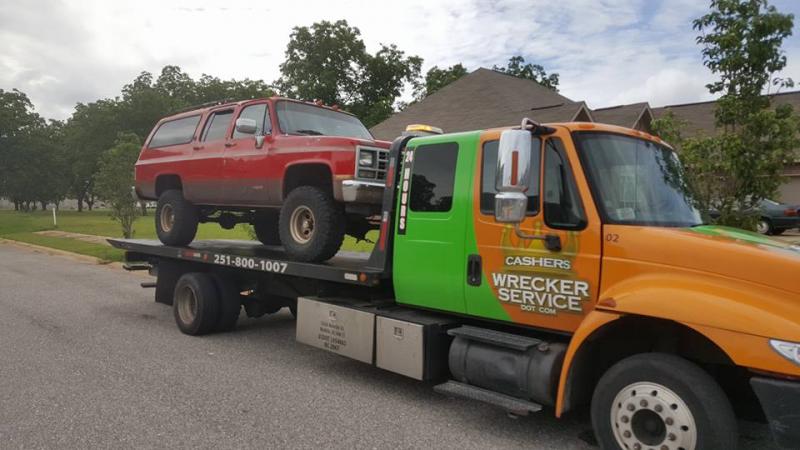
[575,132,702,227]
[275,101,372,140]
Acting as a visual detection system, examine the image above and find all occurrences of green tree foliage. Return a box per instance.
[492,56,559,91]
[93,133,142,238]
[414,64,468,100]
[275,20,422,127]
[653,0,799,229]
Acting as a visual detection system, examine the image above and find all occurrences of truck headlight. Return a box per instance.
[770,339,800,365]
[358,150,375,167]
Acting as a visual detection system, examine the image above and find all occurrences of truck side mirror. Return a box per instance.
[494,129,531,224]
[235,118,257,135]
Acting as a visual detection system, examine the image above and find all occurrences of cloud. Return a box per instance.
[0,0,798,120]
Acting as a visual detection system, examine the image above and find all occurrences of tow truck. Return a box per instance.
[111,120,800,449]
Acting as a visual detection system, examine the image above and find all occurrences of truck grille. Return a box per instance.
[355,146,389,182]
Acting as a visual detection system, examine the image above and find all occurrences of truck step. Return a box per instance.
[447,325,542,351]
[434,381,542,416]
[123,262,151,271]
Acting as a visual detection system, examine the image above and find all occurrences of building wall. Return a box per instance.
[779,176,800,205]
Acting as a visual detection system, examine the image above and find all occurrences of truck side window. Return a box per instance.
[409,142,458,212]
[544,138,586,230]
[148,115,201,148]
[201,110,234,141]
[480,139,541,215]
[233,104,269,139]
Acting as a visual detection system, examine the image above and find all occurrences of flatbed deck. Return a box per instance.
[108,238,385,286]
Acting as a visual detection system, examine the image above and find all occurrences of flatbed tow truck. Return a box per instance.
[111,120,800,449]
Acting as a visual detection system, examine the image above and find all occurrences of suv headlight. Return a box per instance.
[770,339,800,366]
[358,150,375,167]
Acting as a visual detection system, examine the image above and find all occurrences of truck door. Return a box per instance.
[186,107,234,204]
[222,102,278,206]
[466,129,602,333]
[392,135,475,315]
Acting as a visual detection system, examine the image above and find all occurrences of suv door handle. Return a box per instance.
[192,145,203,151]
[224,141,236,148]
[467,254,482,286]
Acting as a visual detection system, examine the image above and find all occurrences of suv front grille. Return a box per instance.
[355,146,389,182]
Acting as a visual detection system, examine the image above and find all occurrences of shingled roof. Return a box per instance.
[369,68,580,140]
[592,102,653,132]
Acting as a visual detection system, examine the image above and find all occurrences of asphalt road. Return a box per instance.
[0,243,778,449]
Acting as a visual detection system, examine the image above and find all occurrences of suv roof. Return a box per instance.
[162,97,356,121]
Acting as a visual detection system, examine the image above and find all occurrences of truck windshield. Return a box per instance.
[275,101,373,140]
[575,132,702,227]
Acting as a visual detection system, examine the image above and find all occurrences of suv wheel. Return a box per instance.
[253,209,280,246]
[591,353,737,450]
[156,189,198,246]
[279,186,345,262]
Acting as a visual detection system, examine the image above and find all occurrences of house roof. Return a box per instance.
[651,90,800,137]
[370,68,576,140]
[592,102,652,130]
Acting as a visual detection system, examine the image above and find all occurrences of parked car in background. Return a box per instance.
[757,199,800,235]
[134,98,391,262]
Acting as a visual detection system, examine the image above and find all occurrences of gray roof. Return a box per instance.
[592,102,652,131]
[370,68,576,140]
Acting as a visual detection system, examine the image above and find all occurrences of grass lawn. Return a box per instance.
[0,209,376,262]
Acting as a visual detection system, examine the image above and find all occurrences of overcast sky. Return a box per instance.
[2,0,799,121]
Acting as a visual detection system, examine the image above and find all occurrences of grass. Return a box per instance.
[0,209,377,262]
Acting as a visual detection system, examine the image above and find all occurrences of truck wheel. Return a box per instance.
[156,189,198,246]
[211,274,241,332]
[279,186,345,262]
[253,209,280,246]
[173,273,220,335]
[591,353,737,450]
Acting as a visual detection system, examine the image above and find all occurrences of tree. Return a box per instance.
[94,133,142,238]
[414,64,468,100]
[275,20,422,127]
[492,56,559,91]
[653,0,799,229]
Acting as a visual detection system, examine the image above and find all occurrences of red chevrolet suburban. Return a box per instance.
[134,98,390,262]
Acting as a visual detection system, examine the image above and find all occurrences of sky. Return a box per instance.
[2,0,799,121]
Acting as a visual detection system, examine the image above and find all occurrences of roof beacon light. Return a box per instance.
[405,124,444,135]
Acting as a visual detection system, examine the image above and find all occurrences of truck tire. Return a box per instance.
[591,353,737,450]
[173,273,220,335]
[253,209,280,246]
[156,189,198,246]
[279,186,345,262]
[211,274,241,332]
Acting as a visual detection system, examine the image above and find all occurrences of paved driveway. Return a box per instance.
[0,243,779,449]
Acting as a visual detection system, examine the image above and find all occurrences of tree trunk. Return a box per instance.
[77,196,84,212]
[40,201,47,211]
[140,202,147,216]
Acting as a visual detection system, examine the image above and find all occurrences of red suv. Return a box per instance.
[134,98,390,262]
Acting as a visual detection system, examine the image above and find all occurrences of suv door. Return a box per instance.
[188,108,234,204]
[222,102,276,206]
[465,128,601,333]
[392,135,475,315]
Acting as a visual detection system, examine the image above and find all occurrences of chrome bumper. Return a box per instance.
[341,179,385,204]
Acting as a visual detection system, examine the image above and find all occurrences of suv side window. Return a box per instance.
[409,142,458,212]
[480,138,541,215]
[148,115,201,148]
[544,138,586,229]
[201,110,234,141]
[233,103,270,139]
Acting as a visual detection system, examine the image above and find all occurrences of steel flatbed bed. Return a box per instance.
[108,238,387,287]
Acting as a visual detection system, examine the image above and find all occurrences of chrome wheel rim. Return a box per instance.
[757,220,769,234]
[611,381,697,450]
[160,204,175,232]
[175,285,198,325]
[289,206,315,244]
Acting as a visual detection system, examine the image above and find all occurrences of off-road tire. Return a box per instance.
[591,353,737,450]
[211,274,241,332]
[253,209,280,246]
[156,189,198,246]
[173,273,220,336]
[279,186,345,262]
